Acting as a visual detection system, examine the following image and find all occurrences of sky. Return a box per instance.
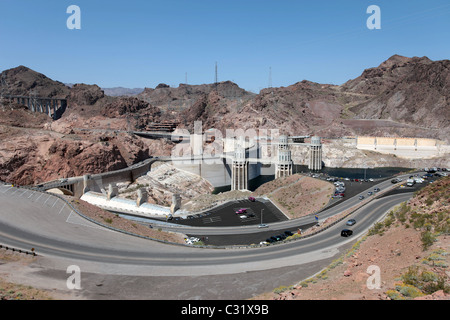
[0,0,449,93]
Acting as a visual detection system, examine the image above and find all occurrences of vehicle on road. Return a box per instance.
[341,229,353,237]
[359,195,365,200]
[367,191,373,196]
[248,196,256,202]
[374,187,380,192]
[258,224,269,229]
[346,219,356,226]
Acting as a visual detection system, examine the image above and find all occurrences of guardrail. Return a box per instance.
[0,244,37,256]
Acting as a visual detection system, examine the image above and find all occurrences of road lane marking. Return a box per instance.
[58,203,66,215]
[35,193,44,202]
[2,187,12,194]
[51,198,59,208]
[43,195,52,205]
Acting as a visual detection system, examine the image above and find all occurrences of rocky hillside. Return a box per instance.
[0,55,448,185]
[0,67,174,186]
[341,55,450,140]
[137,81,255,113]
[0,65,70,98]
[257,176,449,300]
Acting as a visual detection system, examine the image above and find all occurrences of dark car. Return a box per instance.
[374,187,380,192]
[391,179,399,183]
[341,229,353,237]
[277,234,286,241]
[284,231,293,237]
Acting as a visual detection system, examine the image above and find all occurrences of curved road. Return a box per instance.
[0,181,413,278]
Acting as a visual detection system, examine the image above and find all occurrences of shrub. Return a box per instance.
[421,231,436,251]
[396,284,424,298]
[103,217,113,224]
[368,222,384,236]
[386,289,404,300]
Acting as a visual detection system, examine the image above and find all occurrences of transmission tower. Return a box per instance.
[215,62,218,92]
[269,66,272,89]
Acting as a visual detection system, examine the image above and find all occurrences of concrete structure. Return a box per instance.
[3,95,67,120]
[136,188,147,207]
[356,136,448,159]
[231,144,248,191]
[170,193,181,214]
[107,183,119,200]
[275,135,293,179]
[309,136,323,171]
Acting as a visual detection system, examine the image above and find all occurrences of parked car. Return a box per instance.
[248,196,256,202]
[346,219,356,226]
[284,231,293,237]
[341,229,353,237]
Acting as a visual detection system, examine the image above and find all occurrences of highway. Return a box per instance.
[154,172,423,237]
[0,177,415,277]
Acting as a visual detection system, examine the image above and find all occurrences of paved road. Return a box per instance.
[0,176,423,299]
[0,183,412,275]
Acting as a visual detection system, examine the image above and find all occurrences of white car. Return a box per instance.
[185,237,200,244]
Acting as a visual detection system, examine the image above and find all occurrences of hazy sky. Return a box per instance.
[1,0,449,92]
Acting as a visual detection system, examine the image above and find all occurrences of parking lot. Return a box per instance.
[171,197,289,227]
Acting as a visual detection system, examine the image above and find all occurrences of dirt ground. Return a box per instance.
[254,223,449,300]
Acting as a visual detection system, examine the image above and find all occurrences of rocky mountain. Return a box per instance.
[340,55,450,135]
[172,55,449,142]
[0,65,70,98]
[137,81,255,113]
[0,54,449,185]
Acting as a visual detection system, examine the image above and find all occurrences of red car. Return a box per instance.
[248,196,256,202]
[236,208,247,214]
